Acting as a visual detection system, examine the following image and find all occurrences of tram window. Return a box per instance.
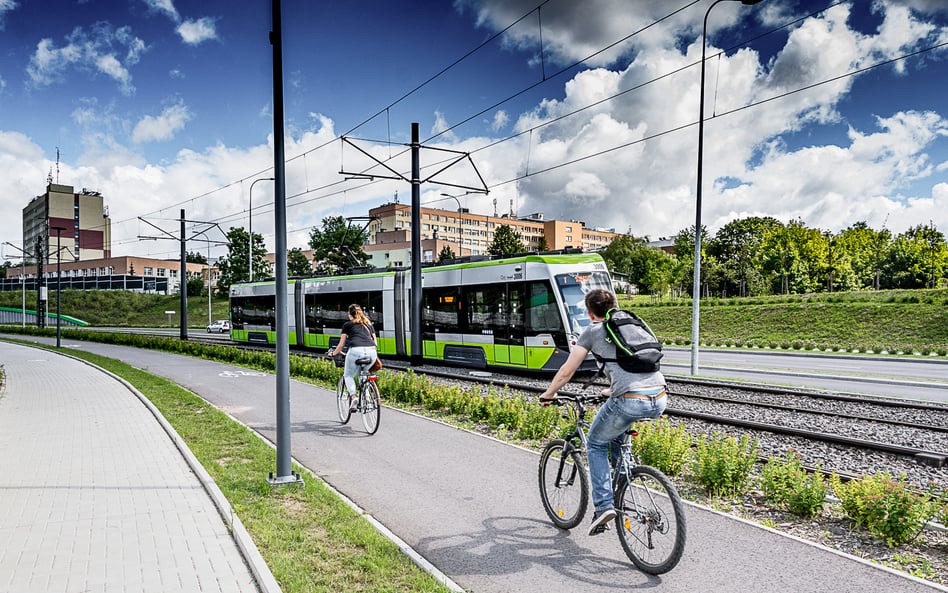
[422,287,459,336]
[305,291,384,332]
[466,285,505,334]
[232,296,275,330]
[526,281,561,333]
[555,271,611,333]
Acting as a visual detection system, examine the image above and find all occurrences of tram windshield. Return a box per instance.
[555,271,613,334]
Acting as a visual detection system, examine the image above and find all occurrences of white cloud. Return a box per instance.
[177,17,217,45]
[26,24,146,95]
[490,110,509,131]
[132,103,193,143]
[0,0,16,30]
[142,0,178,22]
[445,0,948,239]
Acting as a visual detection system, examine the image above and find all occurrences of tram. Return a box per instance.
[229,249,613,372]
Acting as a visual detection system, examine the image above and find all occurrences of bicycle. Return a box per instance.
[538,393,686,574]
[332,354,381,435]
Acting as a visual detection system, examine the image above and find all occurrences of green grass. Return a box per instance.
[2,287,946,352]
[0,289,229,327]
[620,289,948,352]
[20,342,452,593]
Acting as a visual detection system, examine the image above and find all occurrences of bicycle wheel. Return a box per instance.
[538,439,589,529]
[360,380,381,434]
[336,376,351,424]
[615,465,686,575]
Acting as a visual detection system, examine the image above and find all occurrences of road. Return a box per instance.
[662,347,948,403]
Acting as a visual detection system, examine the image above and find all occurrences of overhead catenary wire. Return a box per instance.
[98,1,940,259]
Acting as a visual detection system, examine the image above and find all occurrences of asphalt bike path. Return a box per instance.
[26,337,947,593]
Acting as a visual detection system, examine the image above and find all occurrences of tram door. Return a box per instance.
[464,282,526,366]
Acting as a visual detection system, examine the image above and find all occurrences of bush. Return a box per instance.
[629,417,692,476]
[691,432,758,497]
[831,473,940,547]
[760,451,826,518]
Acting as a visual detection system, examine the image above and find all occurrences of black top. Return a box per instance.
[341,320,376,348]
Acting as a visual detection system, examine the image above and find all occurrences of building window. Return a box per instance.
[157,268,166,277]
[566,226,573,232]
[144,267,153,275]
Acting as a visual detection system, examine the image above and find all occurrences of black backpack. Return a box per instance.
[597,308,663,373]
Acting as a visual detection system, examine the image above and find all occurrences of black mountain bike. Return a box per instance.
[538,393,686,574]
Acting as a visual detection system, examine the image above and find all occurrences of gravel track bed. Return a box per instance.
[413,364,948,491]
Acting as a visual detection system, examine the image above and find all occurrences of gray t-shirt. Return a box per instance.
[577,321,665,395]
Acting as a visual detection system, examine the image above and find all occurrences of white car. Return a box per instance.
[206,320,231,333]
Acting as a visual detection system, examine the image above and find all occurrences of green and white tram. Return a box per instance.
[229,250,613,372]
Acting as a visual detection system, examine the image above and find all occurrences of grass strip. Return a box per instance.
[33,344,453,593]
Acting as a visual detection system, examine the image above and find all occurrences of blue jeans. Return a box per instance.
[587,391,667,512]
[343,346,377,395]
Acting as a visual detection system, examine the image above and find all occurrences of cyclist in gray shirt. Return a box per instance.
[540,289,666,535]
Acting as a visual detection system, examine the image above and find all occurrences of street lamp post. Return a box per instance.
[691,0,763,376]
[52,226,66,348]
[248,177,274,282]
[439,193,464,258]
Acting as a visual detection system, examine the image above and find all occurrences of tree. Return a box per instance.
[437,245,455,262]
[215,227,268,293]
[308,215,368,274]
[537,236,550,251]
[186,251,208,264]
[128,262,136,275]
[287,247,313,277]
[707,216,781,297]
[882,224,947,289]
[186,275,205,297]
[836,222,889,290]
[487,224,526,256]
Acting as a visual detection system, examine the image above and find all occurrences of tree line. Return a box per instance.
[184,214,947,298]
[600,217,947,297]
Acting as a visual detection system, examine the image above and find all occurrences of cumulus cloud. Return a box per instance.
[446,0,948,238]
[132,103,193,143]
[177,17,217,45]
[142,0,178,21]
[26,24,147,95]
[142,0,217,45]
[0,0,16,30]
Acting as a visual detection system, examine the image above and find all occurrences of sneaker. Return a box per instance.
[588,507,617,536]
[348,395,358,412]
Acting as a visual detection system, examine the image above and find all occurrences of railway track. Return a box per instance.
[385,362,948,490]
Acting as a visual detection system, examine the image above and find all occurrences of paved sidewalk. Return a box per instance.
[0,342,272,593]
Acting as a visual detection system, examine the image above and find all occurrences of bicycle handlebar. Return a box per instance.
[548,392,608,407]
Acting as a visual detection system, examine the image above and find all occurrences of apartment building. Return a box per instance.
[365,202,621,266]
[22,183,112,263]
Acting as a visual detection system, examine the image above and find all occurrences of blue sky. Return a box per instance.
[1,0,946,262]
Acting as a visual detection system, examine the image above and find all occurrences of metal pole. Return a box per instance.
[440,193,463,257]
[690,0,763,376]
[52,227,64,348]
[207,240,212,327]
[249,177,274,282]
[21,256,25,328]
[410,122,423,366]
[180,209,188,340]
[268,0,299,485]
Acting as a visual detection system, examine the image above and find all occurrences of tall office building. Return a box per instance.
[23,183,112,264]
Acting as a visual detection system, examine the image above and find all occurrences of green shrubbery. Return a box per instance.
[760,451,827,518]
[830,473,942,547]
[629,417,692,476]
[691,432,758,497]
